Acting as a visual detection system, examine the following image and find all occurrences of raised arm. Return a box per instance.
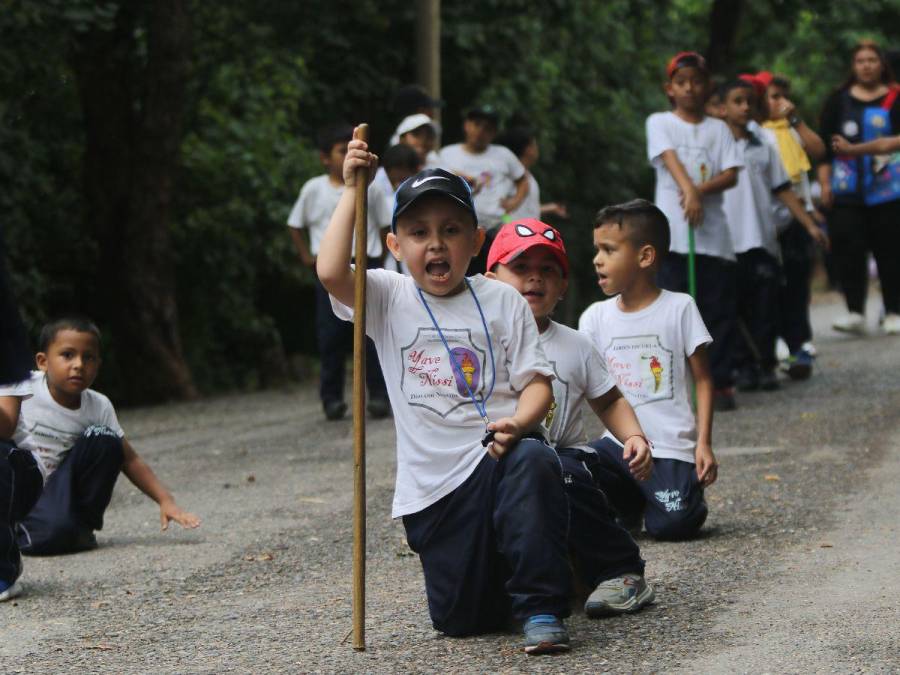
[121,438,201,530]
[315,133,379,309]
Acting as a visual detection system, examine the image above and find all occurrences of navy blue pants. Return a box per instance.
[659,252,737,390]
[777,221,813,353]
[313,271,387,407]
[402,439,644,637]
[735,248,780,373]
[587,437,707,541]
[0,442,43,583]
[18,429,123,556]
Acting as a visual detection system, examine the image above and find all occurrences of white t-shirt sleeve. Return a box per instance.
[0,377,33,398]
[504,294,554,391]
[95,394,125,438]
[577,304,601,343]
[681,297,713,357]
[717,124,743,172]
[584,343,616,400]
[286,181,313,229]
[502,146,527,182]
[767,142,791,191]
[330,268,399,337]
[646,113,675,165]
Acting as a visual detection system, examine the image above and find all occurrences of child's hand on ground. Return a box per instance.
[623,435,653,481]
[485,418,522,460]
[342,132,379,188]
[695,443,718,487]
[680,185,703,226]
[160,500,201,531]
[831,134,851,154]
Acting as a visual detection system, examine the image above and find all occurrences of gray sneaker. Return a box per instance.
[522,614,570,655]
[584,573,655,618]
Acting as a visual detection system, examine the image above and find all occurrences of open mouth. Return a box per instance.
[597,273,609,286]
[522,289,545,299]
[425,259,451,280]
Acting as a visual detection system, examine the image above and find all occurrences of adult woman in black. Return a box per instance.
[819,40,900,336]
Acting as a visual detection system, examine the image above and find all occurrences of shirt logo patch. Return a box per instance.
[605,335,674,407]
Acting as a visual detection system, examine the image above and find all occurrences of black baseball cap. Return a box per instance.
[393,85,444,116]
[465,105,500,125]
[391,168,477,232]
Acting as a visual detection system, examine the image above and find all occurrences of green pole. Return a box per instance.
[687,226,697,299]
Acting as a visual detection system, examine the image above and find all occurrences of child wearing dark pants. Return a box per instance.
[17,429,123,555]
[0,443,43,600]
[587,438,707,540]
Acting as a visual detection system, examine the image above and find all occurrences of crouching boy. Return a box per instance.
[579,200,719,540]
[485,219,656,617]
[0,318,200,557]
[318,133,612,654]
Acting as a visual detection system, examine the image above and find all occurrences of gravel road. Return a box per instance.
[2,291,898,673]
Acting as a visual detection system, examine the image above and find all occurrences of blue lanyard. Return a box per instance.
[416,278,496,424]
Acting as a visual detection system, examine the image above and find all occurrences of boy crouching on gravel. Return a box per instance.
[485,219,656,616]
[0,318,200,566]
[579,200,719,540]
[318,131,613,654]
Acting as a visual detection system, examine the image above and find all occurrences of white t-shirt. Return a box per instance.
[331,271,553,517]
[723,129,790,257]
[578,291,711,464]
[0,371,124,479]
[438,144,526,228]
[538,320,616,452]
[373,168,409,276]
[286,175,389,259]
[759,125,814,227]
[646,112,743,260]
[507,172,541,222]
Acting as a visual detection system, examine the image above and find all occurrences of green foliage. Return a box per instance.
[1,0,898,400]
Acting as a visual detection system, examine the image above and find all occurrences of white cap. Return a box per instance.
[395,113,436,137]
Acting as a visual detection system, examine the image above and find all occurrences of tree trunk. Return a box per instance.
[72,1,198,403]
[706,0,743,75]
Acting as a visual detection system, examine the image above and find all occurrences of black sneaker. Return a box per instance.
[367,396,391,419]
[323,400,348,421]
[735,367,759,392]
[759,370,780,391]
[74,529,98,552]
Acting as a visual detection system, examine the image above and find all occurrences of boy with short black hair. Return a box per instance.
[439,106,529,231]
[579,200,718,541]
[485,218,656,618]
[287,123,391,420]
[0,318,200,568]
[719,78,829,391]
[318,134,609,654]
[646,51,742,411]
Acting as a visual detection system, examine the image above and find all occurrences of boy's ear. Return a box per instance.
[386,232,401,260]
[664,81,675,99]
[638,244,656,269]
[471,227,487,257]
[319,151,329,166]
[35,352,48,372]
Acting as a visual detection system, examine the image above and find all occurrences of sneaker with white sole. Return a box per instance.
[0,579,22,602]
[585,573,655,618]
[884,313,900,335]
[832,312,865,335]
[522,614,570,655]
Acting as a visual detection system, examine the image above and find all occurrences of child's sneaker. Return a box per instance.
[522,614,570,655]
[832,312,865,335]
[323,400,348,421]
[786,348,814,380]
[884,313,900,335]
[584,573,655,618]
[0,579,22,602]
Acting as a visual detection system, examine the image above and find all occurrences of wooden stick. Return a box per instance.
[351,123,370,652]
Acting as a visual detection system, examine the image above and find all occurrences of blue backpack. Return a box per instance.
[832,87,900,205]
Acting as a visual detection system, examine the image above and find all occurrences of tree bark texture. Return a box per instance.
[71,0,198,402]
[706,0,743,75]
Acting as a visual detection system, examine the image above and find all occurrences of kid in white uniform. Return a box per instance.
[485,219,655,618]
[579,200,719,540]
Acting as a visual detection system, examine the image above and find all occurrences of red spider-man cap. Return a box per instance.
[486,219,569,277]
